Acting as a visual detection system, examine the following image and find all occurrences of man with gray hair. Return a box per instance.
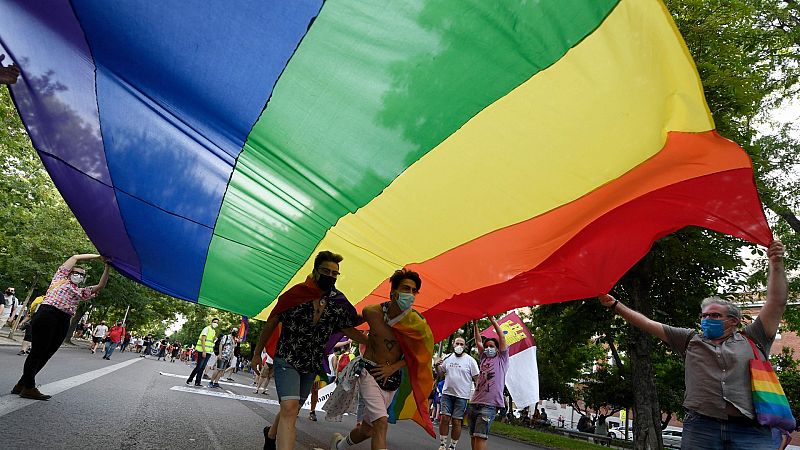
[599,240,788,449]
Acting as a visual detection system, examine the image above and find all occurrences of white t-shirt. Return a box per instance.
[93,325,108,338]
[441,352,480,399]
[1,294,18,318]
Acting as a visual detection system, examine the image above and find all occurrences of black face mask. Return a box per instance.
[316,273,336,292]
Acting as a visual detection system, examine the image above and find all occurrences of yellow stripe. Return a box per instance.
[256,0,712,319]
[753,379,786,396]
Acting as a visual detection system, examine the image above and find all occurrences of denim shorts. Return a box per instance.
[467,404,498,439]
[440,394,468,419]
[273,357,316,403]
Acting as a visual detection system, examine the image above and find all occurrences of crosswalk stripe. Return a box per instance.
[170,385,281,406]
[158,371,255,389]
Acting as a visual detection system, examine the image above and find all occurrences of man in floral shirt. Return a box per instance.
[12,253,110,400]
[252,251,367,450]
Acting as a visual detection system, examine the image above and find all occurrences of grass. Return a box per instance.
[490,422,617,450]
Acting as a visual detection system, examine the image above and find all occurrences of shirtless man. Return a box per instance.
[332,269,421,450]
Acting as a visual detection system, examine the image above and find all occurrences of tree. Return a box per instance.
[666,0,800,233]
[0,86,208,344]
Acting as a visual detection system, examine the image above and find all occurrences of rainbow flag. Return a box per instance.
[386,309,435,437]
[748,339,796,431]
[2,0,771,341]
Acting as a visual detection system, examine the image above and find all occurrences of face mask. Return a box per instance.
[70,274,84,284]
[397,292,415,310]
[316,273,336,292]
[211,322,218,328]
[700,318,725,339]
[454,345,465,355]
[484,347,497,358]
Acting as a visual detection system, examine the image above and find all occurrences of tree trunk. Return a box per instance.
[64,301,91,345]
[760,191,800,234]
[776,210,800,234]
[622,253,664,450]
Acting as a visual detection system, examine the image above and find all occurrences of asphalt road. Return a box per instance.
[0,343,545,449]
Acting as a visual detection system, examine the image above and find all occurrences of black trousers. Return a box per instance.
[19,305,71,388]
[187,353,211,384]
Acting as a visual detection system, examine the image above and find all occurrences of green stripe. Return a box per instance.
[753,392,791,407]
[199,0,619,314]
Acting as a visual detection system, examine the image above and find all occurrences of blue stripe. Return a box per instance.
[69,1,323,298]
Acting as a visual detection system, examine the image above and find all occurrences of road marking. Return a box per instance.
[170,385,281,406]
[0,358,142,417]
[158,371,254,389]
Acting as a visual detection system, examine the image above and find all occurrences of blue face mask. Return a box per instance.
[484,347,497,358]
[397,292,415,310]
[701,318,725,339]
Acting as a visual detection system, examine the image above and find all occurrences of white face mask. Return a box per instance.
[454,345,465,355]
[70,274,85,284]
[211,322,218,328]
[484,347,497,358]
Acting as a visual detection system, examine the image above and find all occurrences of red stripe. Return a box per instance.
[356,132,766,323]
[420,168,770,340]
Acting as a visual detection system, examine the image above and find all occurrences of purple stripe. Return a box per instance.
[40,155,140,279]
[1,1,141,277]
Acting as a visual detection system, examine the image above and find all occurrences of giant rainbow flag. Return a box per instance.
[1,0,771,341]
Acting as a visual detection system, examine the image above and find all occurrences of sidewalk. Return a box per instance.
[0,328,91,348]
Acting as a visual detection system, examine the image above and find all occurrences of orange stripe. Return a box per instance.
[751,369,779,383]
[356,130,756,313]
[421,167,769,339]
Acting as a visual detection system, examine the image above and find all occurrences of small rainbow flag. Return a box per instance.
[386,309,435,437]
[748,338,796,431]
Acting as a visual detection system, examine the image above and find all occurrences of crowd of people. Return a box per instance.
[2,238,793,450]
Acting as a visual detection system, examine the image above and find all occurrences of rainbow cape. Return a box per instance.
[386,308,435,437]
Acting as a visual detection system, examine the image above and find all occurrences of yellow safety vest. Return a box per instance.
[195,325,216,352]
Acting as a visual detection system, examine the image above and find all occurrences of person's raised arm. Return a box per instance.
[758,240,787,338]
[63,253,102,270]
[489,316,507,352]
[251,315,280,375]
[90,260,111,294]
[599,294,669,343]
[473,320,484,353]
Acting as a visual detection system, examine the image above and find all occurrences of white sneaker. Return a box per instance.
[330,433,344,450]
[438,445,447,450]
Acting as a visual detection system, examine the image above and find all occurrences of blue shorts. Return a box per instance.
[273,357,316,403]
[440,394,468,419]
[467,404,498,439]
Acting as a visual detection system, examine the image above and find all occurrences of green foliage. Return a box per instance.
[490,422,617,450]
[0,86,224,340]
[772,347,800,423]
